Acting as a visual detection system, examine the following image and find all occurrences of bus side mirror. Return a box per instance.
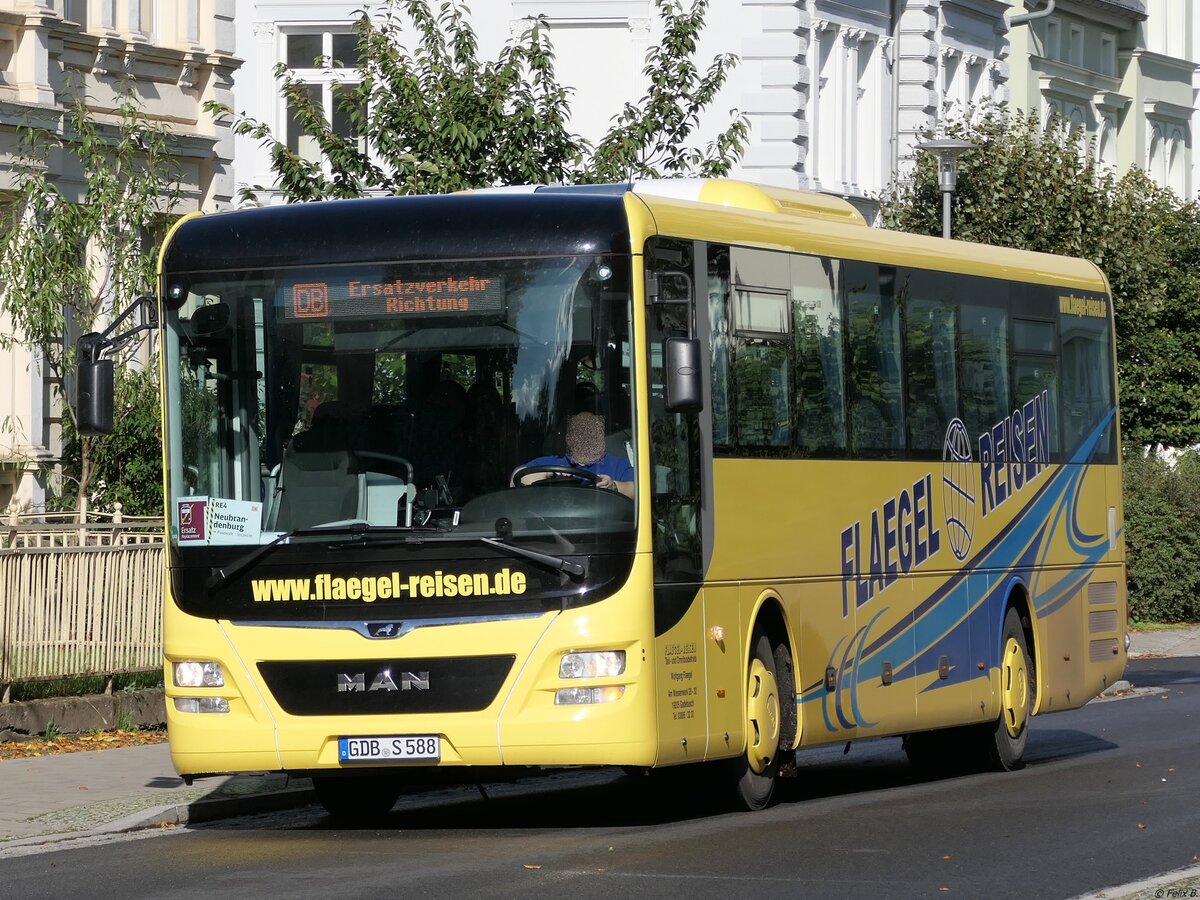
[76,332,115,435]
[665,337,703,413]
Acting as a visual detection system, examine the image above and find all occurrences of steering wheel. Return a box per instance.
[512,464,600,487]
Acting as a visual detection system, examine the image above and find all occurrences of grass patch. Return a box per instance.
[114,670,163,692]
[1129,620,1196,632]
[6,670,163,702]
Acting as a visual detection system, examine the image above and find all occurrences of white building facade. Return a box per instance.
[3,0,1195,510]
[0,0,239,513]
[230,2,1191,205]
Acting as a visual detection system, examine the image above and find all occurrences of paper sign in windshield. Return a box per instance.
[177,496,263,545]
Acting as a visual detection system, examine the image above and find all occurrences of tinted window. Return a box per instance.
[708,245,731,447]
[846,263,904,454]
[905,273,959,454]
[793,254,846,455]
[959,302,1010,441]
[1060,313,1114,457]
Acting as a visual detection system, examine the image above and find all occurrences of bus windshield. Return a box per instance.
[161,254,636,549]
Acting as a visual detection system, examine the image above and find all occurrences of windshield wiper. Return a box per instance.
[479,537,585,578]
[205,524,409,592]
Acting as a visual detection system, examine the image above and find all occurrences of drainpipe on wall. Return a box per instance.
[1006,0,1056,28]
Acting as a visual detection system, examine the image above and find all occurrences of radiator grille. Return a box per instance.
[1090,639,1118,662]
[1089,582,1118,605]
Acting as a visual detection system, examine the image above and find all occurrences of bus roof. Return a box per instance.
[620,179,1106,292]
[161,192,632,273]
[163,180,1107,294]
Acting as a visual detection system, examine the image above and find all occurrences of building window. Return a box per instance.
[1100,33,1116,77]
[138,0,156,38]
[64,0,87,27]
[282,29,365,165]
[1068,24,1083,68]
[1043,18,1061,61]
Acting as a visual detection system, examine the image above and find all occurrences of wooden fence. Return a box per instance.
[0,510,164,696]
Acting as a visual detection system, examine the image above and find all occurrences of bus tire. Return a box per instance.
[313,774,402,823]
[731,632,795,811]
[984,606,1031,771]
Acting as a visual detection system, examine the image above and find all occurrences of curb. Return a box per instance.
[117,784,319,831]
[0,690,165,741]
[0,785,318,855]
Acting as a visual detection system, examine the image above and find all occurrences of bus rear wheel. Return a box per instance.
[982,606,1031,771]
[313,774,403,824]
[731,632,795,811]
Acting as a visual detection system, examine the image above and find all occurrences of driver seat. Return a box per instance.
[274,446,365,531]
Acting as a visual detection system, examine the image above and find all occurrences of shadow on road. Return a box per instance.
[264,723,1122,833]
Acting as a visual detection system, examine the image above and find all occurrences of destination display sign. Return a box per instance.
[277,271,506,322]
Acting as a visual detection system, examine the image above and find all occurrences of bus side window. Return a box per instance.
[905,273,960,455]
[792,253,846,455]
[647,238,702,579]
[728,246,792,454]
[845,263,905,456]
[959,301,1010,442]
[1060,314,1114,459]
[1013,317,1060,458]
[708,245,731,448]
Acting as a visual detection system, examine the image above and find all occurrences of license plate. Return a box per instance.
[338,735,441,763]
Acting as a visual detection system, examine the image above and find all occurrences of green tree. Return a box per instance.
[0,81,182,519]
[53,366,164,517]
[879,109,1200,448]
[212,0,748,202]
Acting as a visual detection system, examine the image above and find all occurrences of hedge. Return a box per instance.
[1123,448,1200,623]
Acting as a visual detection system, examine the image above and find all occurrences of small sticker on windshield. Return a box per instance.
[178,497,207,543]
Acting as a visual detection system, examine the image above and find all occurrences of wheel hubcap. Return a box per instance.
[1001,636,1029,738]
[746,658,780,774]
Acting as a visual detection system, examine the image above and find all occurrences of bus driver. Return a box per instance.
[514,412,634,499]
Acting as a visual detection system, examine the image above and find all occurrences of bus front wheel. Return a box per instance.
[313,774,403,824]
[731,632,795,811]
[983,606,1031,771]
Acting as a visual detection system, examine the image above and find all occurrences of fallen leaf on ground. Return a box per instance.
[0,729,167,761]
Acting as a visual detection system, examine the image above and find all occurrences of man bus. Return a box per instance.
[78,179,1127,819]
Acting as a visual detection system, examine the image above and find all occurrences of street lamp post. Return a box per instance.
[915,138,977,240]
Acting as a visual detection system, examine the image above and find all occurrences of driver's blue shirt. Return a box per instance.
[524,452,634,483]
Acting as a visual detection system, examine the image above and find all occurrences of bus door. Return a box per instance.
[645,238,735,764]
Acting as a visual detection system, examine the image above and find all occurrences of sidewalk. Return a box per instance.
[0,742,314,852]
[1126,624,1200,659]
[0,625,1196,852]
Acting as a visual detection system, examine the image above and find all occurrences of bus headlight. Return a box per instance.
[555,686,625,705]
[174,697,231,714]
[173,661,225,688]
[559,650,626,679]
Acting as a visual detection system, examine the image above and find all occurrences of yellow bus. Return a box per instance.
[79,179,1127,819]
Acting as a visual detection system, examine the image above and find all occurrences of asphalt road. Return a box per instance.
[5,657,1197,900]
